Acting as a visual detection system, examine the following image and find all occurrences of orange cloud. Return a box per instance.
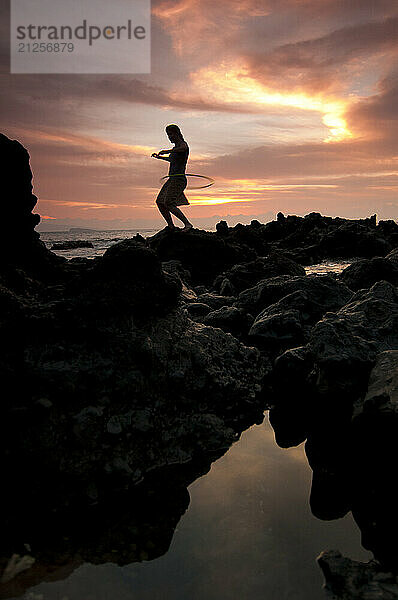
[188,63,353,141]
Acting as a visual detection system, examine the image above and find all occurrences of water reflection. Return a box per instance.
[270,397,398,573]
[3,418,370,600]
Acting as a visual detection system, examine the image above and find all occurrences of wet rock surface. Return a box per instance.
[51,240,94,250]
[318,550,398,600]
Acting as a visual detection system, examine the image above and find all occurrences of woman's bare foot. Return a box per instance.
[180,223,193,232]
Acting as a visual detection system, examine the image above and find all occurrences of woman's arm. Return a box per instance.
[151,153,171,162]
[159,141,188,154]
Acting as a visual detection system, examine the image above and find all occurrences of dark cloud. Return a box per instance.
[244,16,398,93]
[346,70,398,143]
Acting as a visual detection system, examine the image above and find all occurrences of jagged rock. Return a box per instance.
[219,277,236,296]
[339,256,398,291]
[236,273,352,319]
[162,259,196,301]
[386,247,398,267]
[349,351,398,568]
[267,282,398,532]
[161,259,192,285]
[299,280,398,401]
[3,306,265,499]
[147,227,256,285]
[0,133,65,277]
[213,252,305,294]
[316,221,391,259]
[352,350,398,423]
[318,550,398,600]
[215,220,229,235]
[185,302,212,318]
[216,220,270,255]
[248,290,319,348]
[74,239,182,318]
[255,213,395,265]
[202,305,253,338]
[267,280,398,452]
[377,220,398,246]
[196,292,235,309]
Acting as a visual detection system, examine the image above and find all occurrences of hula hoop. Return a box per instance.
[159,173,215,190]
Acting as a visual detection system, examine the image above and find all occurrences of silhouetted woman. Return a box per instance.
[152,124,193,232]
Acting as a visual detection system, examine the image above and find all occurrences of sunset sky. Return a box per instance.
[1,0,398,230]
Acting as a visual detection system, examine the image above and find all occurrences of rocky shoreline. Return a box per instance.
[1,132,398,598]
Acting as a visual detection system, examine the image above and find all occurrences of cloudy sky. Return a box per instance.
[1,0,398,230]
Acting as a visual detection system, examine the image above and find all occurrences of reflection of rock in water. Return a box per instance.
[318,550,398,600]
[0,450,233,599]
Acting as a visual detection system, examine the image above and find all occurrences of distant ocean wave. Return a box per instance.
[40,228,160,260]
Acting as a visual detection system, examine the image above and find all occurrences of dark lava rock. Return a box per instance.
[196,292,235,309]
[254,212,395,265]
[339,256,398,291]
[0,133,65,279]
[185,302,212,318]
[386,247,398,267]
[303,280,398,399]
[51,240,94,250]
[377,219,398,246]
[316,221,391,259]
[318,550,398,600]
[213,252,306,294]
[248,289,322,349]
[72,239,182,319]
[215,220,270,256]
[202,305,253,338]
[236,273,352,319]
[267,280,398,449]
[147,227,256,285]
[266,281,398,539]
[349,351,398,569]
[161,259,197,303]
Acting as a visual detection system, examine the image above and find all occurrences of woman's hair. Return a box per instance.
[166,124,183,139]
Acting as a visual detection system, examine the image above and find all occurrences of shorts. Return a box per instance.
[156,175,189,207]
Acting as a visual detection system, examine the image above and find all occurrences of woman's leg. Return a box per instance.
[156,180,176,228]
[168,205,192,227]
[156,199,175,228]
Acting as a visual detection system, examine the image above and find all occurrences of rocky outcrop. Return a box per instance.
[0,133,64,278]
[266,292,398,578]
[212,252,306,295]
[236,273,352,323]
[211,212,396,266]
[349,351,398,570]
[268,280,398,436]
[339,256,398,291]
[203,305,253,338]
[318,551,398,600]
[147,227,256,285]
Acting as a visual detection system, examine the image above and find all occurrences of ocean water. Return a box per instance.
[39,229,161,260]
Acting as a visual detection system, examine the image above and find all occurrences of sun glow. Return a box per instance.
[188,196,251,206]
[189,64,353,142]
